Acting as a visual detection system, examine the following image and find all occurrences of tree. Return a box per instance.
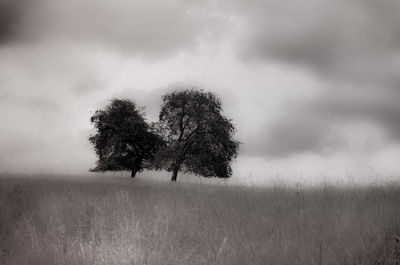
[154,88,240,181]
[89,98,164,178]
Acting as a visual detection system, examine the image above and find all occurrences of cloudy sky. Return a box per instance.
[1,0,400,183]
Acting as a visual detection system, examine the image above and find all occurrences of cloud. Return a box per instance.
[217,0,400,158]
[229,0,400,87]
[243,98,345,158]
[0,40,117,173]
[0,0,28,45]
[312,86,400,142]
[244,83,400,158]
[0,0,227,57]
[5,0,400,84]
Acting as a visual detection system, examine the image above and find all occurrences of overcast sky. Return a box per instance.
[1,0,400,184]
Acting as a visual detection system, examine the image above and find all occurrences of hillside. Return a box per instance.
[1,174,400,265]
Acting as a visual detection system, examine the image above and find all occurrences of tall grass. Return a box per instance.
[1,174,400,264]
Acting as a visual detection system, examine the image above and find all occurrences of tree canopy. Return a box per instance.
[89,98,164,177]
[153,88,240,181]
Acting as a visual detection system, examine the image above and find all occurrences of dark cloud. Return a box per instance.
[219,0,400,158]
[244,84,400,158]
[243,99,345,158]
[0,0,28,44]
[0,0,226,57]
[4,0,400,83]
[312,86,400,141]
[230,0,400,87]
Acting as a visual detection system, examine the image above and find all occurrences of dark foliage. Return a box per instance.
[89,99,164,177]
[153,88,240,181]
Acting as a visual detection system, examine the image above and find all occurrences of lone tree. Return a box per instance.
[89,98,163,178]
[154,88,239,181]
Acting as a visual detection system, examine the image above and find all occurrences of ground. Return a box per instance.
[0,174,400,265]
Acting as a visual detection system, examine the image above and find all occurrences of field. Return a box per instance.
[1,174,400,265]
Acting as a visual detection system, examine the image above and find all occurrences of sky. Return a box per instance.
[1,0,400,184]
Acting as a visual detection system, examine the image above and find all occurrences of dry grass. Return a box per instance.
[1,174,400,265]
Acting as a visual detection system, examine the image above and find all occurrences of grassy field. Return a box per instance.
[1,174,400,265]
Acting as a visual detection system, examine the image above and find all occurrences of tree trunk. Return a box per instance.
[171,166,179,181]
[131,168,136,178]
